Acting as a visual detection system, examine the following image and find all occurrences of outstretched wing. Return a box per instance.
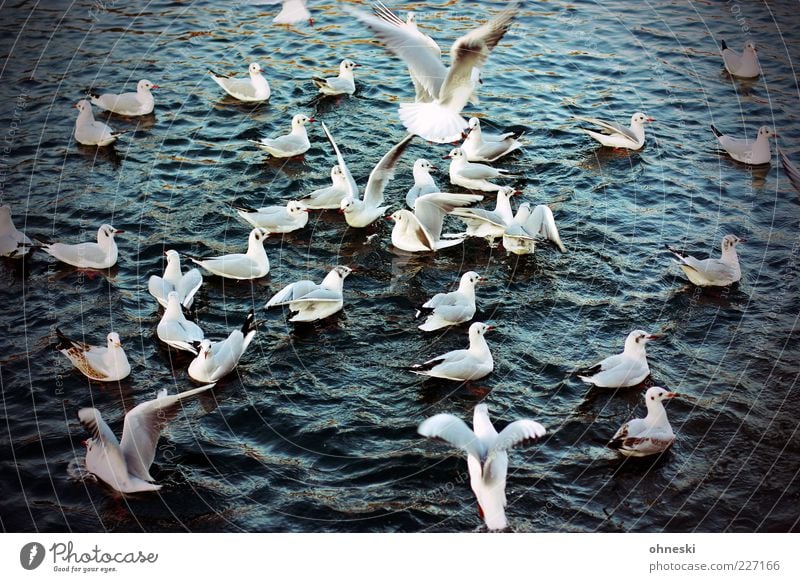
[526,205,566,252]
[321,121,359,199]
[364,133,415,208]
[418,413,485,461]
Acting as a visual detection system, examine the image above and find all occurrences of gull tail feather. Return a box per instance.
[710,124,723,139]
[399,102,467,144]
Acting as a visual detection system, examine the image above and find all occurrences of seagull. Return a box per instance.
[502,202,566,255]
[73,100,125,146]
[409,321,494,381]
[461,117,523,162]
[87,79,159,116]
[299,166,351,210]
[249,114,314,157]
[77,384,214,493]
[573,112,653,150]
[253,0,312,25]
[416,271,484,332]
[320,121,415,228]
[148,249,203,309]
[418,403,546,531]
[348,1,521,143]
[666,234,743,287]
[711,124,776,165]
[445,148,513,192]
[0,205,32,258]
[389,191,483,253]
[449,185,518,245]
[721,39,761,78]
[189,228,270,280]
[313,59,359,96]
[265,265,352,323]
[578,330,659,388]
[229,200,309,233]
[779,149,800,194]
[406,158,439,209]
[156,291,205,354]
[608,387,678,457]
[188,310,257,383]
[56,329,130,382]
[209,62,271,102]
[39,223,122,270]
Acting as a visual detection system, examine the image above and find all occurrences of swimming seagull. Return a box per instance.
[88,79,159,116]
[0,205,32,258]
[406,159,439,209]
[348,1,521,143]
[418,403,546,531]
[449,186,518,246]
[56,329,131,382]
[189,228,270,280]
[249,114,315,157]
[409,321,494,381]
[578,330,659,388]
[229,200,309,233]
[320,121,415,228]
[299,166,351,210]
[74,100,125,146]
[156,291,205,354]
[265,265,352,323]
[148,249,203,309]
[445,148,513,192]
[779,149,800,193]
[39,223,122,270]
[666,234,743,287]
[389,191,483,253]
[502,202,566,255]
[77,384,214,493]
[209,62,271,102]
[461,117,523,162]
[313,59,359,96]
[608,386,678,457]
[187,310,258,383]
[573,112,653,150]
[720,39,761,78]
[711,124,777,165]
[416,271,484,332]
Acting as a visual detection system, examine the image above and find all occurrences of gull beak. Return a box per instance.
[665,392,679,399]
[442,154,451,159]
[647,117,655,122]
[114,229,125,234]
[338,208,345,214]
[478,277,487,282]
[646,334,661,340]
[352,63,361,68]
[151,84,161,89]
[384,215,394,221]
[429,165,438,172]
[485,325,496,332]
[512,189,522,196]
[738,238,747,243]
[308,117,317,123]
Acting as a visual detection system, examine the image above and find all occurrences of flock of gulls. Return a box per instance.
[1,0,796,531]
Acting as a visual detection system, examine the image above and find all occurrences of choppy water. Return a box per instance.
[1,0,798,533]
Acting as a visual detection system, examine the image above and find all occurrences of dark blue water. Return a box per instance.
[1,0,798,532]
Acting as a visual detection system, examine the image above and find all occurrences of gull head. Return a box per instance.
[406,12,416,25]
[249,63,263,75]
[721,234,744,252]
[631,112,654,125]
[624,329,660,352]
[0,205,10,221]
[164,249,180,264]
[497,185,519,200]
[98,224,123,240]
[414,158,437,174]
[340,59,358,73]
[339,196,356,214]
[645,386,678,404]
[293,114,316,128]
[198,339,213,360]
[249,228,269,246]
[287,201,308,215]
[757,126,778,139]
[744,41,756,52]
[106,332,123,349]
[138,79,159,91]
[333,265,353,280]
[466,117,482,135]
[469,321,495,340]
[75,99,91,113]
[443,148,464,160]
[461,271,486,289]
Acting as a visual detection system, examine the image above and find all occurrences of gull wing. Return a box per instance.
[418,413,485,460]
[363,133,415,208]
[321,121,359,199]
[573,116,638,144]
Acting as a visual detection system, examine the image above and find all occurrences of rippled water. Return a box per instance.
[1,0,798,533]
